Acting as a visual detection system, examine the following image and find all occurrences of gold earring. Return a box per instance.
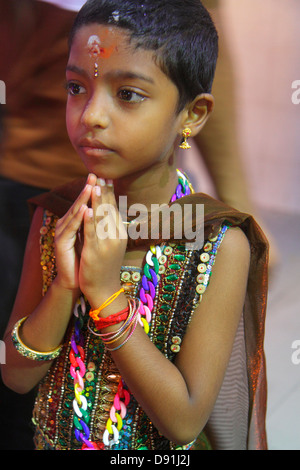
[179,128,192,149]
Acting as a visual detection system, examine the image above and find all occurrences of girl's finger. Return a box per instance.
[70,173,97,214]
[95,178,117,212]
[56,203,87,243]
[83,207,97,244]
[91,181,102,219]
[56,183,93,235]
[97,179,127,241]
[106,180,127,236]
[87,173,97,186]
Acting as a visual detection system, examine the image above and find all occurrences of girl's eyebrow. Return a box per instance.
[105,70,155,85]
[66,64,155,85]
[66,64,88,77]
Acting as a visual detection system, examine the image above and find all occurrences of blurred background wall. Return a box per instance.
[191,0,300,214]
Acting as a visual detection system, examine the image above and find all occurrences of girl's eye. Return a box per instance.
[66,82,85,96]
[118,89,146,104]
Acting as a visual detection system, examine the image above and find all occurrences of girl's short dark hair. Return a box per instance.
[69,0,219,112]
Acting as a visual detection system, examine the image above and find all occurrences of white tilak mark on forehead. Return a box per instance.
[87,35,101,47]
[112,10,120,22]
[87,35,101,77]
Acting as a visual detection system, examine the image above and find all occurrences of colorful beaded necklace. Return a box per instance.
[70,169,193,450]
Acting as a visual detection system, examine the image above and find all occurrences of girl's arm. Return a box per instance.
[110,227,250,445]
[108,227,250,445]
[1,177,96,394]
[1,207,77,393]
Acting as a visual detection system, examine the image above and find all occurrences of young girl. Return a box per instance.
[1,0,268,450]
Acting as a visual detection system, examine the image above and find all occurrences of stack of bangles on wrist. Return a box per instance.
[88,289,140,351]
[11,316,63,361]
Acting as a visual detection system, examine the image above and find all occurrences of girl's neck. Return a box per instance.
[113,161,179,211]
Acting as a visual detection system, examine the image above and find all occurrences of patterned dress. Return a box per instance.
[32,209,229,450]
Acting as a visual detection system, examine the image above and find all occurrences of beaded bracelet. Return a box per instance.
[89,288,125,322]
[11,316,63,361]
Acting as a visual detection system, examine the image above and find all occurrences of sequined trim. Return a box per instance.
[40,210,58,296]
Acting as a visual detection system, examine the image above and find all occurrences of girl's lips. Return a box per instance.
[79,139,114,156]
[80,146,114,158]
[79,138,110,149]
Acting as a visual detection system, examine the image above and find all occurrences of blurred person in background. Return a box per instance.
[0,0,86,449]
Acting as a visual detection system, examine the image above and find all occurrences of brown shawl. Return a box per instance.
[29,177,268,450]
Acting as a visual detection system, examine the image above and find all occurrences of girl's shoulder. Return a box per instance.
[207,224,251,283]
[219,225,250,259]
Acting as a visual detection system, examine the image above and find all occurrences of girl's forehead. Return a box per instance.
[70,24,132,57]
[68,23,165,82]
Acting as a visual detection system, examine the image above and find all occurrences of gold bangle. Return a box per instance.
[11,316,63,361]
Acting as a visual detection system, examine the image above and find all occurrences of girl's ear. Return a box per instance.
[180,93,214,137]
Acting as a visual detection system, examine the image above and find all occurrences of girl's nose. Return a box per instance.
[81,94,110,129]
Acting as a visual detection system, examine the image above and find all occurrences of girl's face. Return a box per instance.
[66,25,186,181]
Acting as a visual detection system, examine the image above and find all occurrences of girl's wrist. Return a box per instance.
[87,287,128,317]
[88,297,140,352]
[51,276,81,299]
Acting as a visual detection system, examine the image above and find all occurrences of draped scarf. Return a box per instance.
[28,177,268,450]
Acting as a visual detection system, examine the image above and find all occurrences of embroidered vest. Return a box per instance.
[33,210,227,450]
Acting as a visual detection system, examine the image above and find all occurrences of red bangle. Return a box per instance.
[93,307,129,331]
[89,288,125,321]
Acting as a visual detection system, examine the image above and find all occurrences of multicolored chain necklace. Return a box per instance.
[69,169,193,450]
